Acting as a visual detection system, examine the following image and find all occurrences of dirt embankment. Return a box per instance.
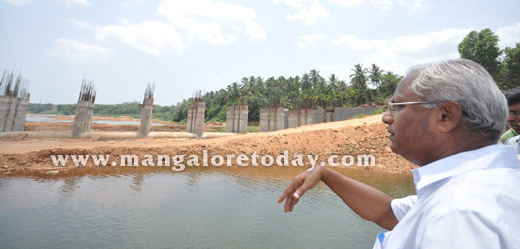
[0,114,417,176]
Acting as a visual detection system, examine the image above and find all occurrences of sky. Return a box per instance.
[1,0,520,106]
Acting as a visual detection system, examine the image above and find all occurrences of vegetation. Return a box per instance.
[171,67,402,123]
[458,29,520,89]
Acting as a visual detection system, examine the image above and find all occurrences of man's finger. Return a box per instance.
[278,185,296,203]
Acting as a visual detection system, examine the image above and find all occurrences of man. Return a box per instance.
[278,59,520,249]
[499,88,520,143]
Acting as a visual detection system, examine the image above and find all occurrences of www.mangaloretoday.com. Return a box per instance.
[50,150,376,171]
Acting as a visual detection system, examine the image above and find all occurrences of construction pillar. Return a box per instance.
[194,102,205,137]
[72,101,91,137]
[288,110,299,128]
[298,109,306,126]
[268,107,276,131]
[139,97,154,137]
[225,106,235,133]
[276,107,285,131]
[259,108,269,132]
[0,96,11,132]
[13,96,30,131]
[238,105,248,134]
[233,106,240,133]
[306,109,315,125]
[186,103,194,133]
[325,109,335,123]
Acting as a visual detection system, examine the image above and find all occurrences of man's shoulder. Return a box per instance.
[499,128,517,143]
[428,167,520,216]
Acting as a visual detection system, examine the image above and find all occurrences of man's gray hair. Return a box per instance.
[406,58,507,139]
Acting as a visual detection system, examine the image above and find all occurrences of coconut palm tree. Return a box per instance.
[349,64,369,104]
[369,64,384,103]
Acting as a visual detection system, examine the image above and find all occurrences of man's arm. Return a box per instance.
[278,165,399,230]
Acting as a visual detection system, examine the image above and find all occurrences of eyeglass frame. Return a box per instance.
[387,100,431,115]
[509,110,520,117]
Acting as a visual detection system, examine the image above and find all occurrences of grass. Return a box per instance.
[353,114,367,118]
[211,127,226,132]
[247,125,259,133]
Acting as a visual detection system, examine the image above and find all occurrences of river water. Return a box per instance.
[0,167,415,249]
[25,115,163,126]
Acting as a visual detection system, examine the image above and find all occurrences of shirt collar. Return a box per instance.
[412,144,519,196]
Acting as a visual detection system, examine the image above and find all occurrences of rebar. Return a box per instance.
[78,78,96,104]
[0,67,30,99]
[144,82,155,99]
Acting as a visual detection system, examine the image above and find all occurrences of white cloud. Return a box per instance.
[70,18,92,28]
[328,0,367,8]
[3,0,31,7]
[274,0,306,8]
[95,20,186,55]
[398,0,428,12]
[56,0,90,7]
[45,39,115,62]
[297,34,323,48]
[287,1,329,25]
[158,0,266,44]
[275,0,329,25]
[332,28,470,74]
[78,0,265,56]
[371,0,391,9]
[328,0,390,9]
[332,34,388,49]
[497,23,520,48]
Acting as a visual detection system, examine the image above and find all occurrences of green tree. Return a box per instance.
[458,29,502,80]
[502,43,520,89]
[349,64,369,104]
[369,64,384,103]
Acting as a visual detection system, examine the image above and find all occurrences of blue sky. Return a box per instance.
[1,0,519,105]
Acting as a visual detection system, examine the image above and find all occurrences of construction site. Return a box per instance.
[0,70,416,176]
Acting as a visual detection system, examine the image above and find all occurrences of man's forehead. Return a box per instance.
[391,73,418,101]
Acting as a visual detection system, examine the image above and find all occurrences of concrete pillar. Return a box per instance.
[307,109,316,125]
[325,109,335,123]
[86,101,94,132]
[298,109,306,126]
[14,96,30,131]
[288,110,299,128]
[259,108,269,132]
[0,96,8,132]
[268,107,276,131]
[238,105,248,134]
[225,106,234,133]
[3,97,17,132]
[233,106,240,133]
[276,107,285,131]
[72,101,90,137]
[139,97,154,137]
[6,97,19,132]
[0,96,14,132]
[194,102,205,137]
[186,103,194,133]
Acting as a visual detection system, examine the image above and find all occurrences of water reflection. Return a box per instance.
[0,167,415,249]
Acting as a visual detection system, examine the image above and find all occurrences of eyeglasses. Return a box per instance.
[387,100,430,115]
[509,110,520,117]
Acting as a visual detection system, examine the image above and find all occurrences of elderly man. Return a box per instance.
[278,59,520,249]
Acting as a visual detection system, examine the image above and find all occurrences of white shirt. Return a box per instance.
[373,145,520,249]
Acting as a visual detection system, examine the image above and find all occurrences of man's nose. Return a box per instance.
[382,111,393,124]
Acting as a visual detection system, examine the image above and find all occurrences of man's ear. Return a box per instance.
[437,101,463,133]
